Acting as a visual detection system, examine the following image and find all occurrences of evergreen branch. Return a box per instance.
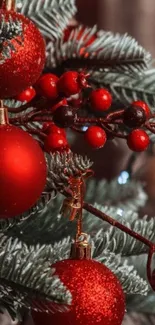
[0,192,53,232]
[17,0,76,40]
[0,233,148,299]
[0,236,71,316]
[46,25,151,74]
[91,69,155,109]
[0,15,23,63]
[91,211,155,257]
[94,250,148,295]
[123,313,155,325]
[46,151,93,192]
[85,179,147,211]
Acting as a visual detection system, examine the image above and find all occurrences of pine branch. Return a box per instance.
[46,151,93,192]
[0,14,23,63]
[123,313,155,325]
[94,250,148,295]
[0,192,53,232]
[17,0,76,40]
[46,25,151,74]
[90,68,155,109]
[85,179,147,211]
[0,235,71,317]
[0,233,148,302]
[86,204,155,256]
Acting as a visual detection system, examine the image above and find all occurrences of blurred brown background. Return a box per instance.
[77,0,155,56]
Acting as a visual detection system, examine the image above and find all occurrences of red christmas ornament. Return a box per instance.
[44,133,68,153]
[85,126,107,149]
[132,100,150,119]
[16,86,36,102]
[0,122,47,218]
[32,259,125,325]
[42,122,66,137]
[127,129,150,152]
[0,10,45,98]
[35,73,59,99]
[57,71,89,97]
[90,88,112,112]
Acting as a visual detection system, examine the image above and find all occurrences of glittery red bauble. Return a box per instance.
[0,124,47,218]
[32,259,125,325]
[0,10,45,98]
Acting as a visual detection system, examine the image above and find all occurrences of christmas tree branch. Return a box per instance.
[46,25,151,74]
[91,69,155,109]
[0,235,72,317]
[85,178,147,211]
[0,14,23,63]
[18,0,76,40]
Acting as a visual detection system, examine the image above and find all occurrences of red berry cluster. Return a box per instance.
[15,71,151,153]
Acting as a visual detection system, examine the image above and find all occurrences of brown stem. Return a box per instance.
[7,97,48,114]
[22,123,46,139]
[83,202,153,248]
[145,122,155,134]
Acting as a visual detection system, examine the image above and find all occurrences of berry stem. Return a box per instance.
[145,122,155,133]
[22,123,46,139]
[83,201,155,290]
[7,98,48,114]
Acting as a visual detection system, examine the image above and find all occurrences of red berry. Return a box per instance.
[85,126,107,149]
[42,122,66,137]
[90,88,112,111]
[127,129,150,152]
[35,73,59,99]
[58,71,89,97]
[51,98,68,113]
[132,100,150,119]
[16,87,36,102]
[44,133,68,153]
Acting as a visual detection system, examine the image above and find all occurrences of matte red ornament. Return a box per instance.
[35,73,59,99]
[44,133,68,153]
[0,10,45,98]
[58,71,89,97]
[90,88,112,112]
[0,124,47,218]
[16,86,36,102]
[32,259,125,325]
[85,126,107,149]
[127,129,150,152]
[132,100,150,119]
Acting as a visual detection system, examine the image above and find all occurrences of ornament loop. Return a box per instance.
[0,0,15,10]
[70,232,92,260]
[0,106,9,125]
